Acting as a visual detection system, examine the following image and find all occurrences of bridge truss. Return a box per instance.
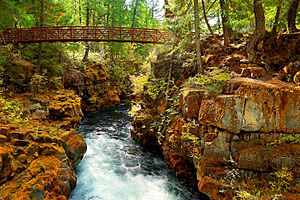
[0,26,172,45]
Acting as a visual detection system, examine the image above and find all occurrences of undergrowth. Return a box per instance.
[0,94,27,123]
[184,69,230,93]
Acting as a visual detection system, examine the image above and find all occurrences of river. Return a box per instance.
[69,104,204,200]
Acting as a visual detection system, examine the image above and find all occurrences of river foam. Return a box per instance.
[70,104,202,200]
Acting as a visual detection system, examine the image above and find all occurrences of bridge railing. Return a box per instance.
[0,26,172,45]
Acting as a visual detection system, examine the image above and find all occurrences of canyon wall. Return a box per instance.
[131,78,300,199]
[0,90,87,199]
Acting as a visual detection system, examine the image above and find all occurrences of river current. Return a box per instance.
[69,104,203,200]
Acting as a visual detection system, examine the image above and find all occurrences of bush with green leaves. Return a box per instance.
[0,95,26,123]
[150,96,180,143]
[269,167,293,192]
[49,76,63,90]
[184,69,230,93]
[144,78,167,100]
[29,73,48,93]
[267,134,300,147]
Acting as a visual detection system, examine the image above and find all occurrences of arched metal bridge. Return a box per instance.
[0,26,172,45]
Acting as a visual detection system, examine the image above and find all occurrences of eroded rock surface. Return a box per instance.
[131,78,300,199]
[64,61,131,111]
[0,90,87,199]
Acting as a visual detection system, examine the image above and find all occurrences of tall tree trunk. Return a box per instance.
[37,0,44,73]
[131,0,139,27]
[247,0,266,63]
[287,0,299,33]
[193,0,203,73]
[79,0,82,24]
[92,11,96,26]
[106,4,110,26]
[110,1,115,63]
[82,4,90,62]
[272,0,283,33]
[201,0,222,49]
[219,0,232,46]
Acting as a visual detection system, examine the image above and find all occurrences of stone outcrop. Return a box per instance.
[131,78,300,199]
[63,61,131,111]
[0,90,87,199]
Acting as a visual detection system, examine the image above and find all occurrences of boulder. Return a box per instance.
[198,78,300,134]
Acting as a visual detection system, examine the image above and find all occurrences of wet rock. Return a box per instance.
[0,126,12,136]
[28,103,42,113]
[131,76,300,199]
[61,131,87,167]
[48,90,83,124]
[203,132,231,166]
[199,94,244,133]
[162,141,198,188]
[236,79,300,133]
[30,189,45,200]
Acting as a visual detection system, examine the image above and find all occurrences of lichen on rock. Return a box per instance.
[0,90,87,199]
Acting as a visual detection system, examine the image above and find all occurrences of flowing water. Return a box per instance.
[70,104,204,200]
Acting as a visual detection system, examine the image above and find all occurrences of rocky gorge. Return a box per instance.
[131,34,300,199]
[0,90,87,199]
[0,32,299,199]
[0,56,128,199]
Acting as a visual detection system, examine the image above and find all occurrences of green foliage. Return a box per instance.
[269,167,293,192]
[267,134,300,147]
[235,190,253,200]
[111,65,126,83]
[0,56,4,84]
[153,96,180,143]
[181,119,202,159]
[29,73,48,93]
[110,64,132,93]
[0,56,5,66]
[144,78,167,100]
[184,69,230,93]
[49,76,63,90]
[0,95,27,123]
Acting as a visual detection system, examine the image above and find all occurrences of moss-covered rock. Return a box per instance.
[0,90,86,199]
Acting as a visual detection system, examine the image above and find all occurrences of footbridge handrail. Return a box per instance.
[0,26,173,45]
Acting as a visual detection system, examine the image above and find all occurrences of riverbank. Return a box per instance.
[0,90,87,199]
[130,34,300,199]
[70,104,205,200]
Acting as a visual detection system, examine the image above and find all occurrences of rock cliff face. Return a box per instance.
[131,32,300,199]
[131,78,300,199]
[0,90,87,199]
[64,61,131,111]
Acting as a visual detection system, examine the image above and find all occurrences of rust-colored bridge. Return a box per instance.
[0,26,172,45]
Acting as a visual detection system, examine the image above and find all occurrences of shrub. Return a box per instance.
[0,95,26,123]
[29,73,48,93]
[49,76,63,89]
[144,78,167,100]
[269,167,293,192]
[184,69,230,93]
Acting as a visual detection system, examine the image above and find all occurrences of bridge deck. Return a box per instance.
[0,26,172,45]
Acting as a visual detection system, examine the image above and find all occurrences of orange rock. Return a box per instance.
[198,78,300,133]
[198,176,234,200]
[180,88,205,120]
[294,71,300,85]
[108,88,120,103]
[157,99,167,113]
